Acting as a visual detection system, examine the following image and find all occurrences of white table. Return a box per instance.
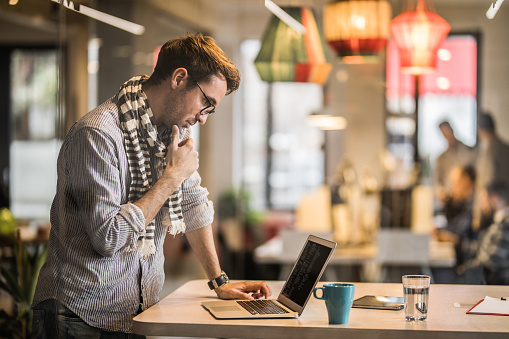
[133,280,509,338]
[253,235,456,281]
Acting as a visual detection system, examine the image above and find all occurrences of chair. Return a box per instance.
[375,229,431,282]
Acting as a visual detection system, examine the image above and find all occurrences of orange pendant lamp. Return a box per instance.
[389,0,450,74]
[324,0,392,63]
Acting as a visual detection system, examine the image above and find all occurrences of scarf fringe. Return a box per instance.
[137,237,156,255]
[163,213,186,236]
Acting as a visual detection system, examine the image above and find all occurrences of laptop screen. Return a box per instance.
[280,239,334,307]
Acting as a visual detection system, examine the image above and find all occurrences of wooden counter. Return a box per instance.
[133,280,509,338]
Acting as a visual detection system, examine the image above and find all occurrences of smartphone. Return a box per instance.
[352,295,404,310]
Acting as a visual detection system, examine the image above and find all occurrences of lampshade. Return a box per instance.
[323,0,392,63]
[254,7,332,85]
[389,0,450,74]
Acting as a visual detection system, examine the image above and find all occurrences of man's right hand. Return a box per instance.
[165,125,199,183]
[134,125,199,227]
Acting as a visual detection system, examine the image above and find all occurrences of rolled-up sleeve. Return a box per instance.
[180,171,214,232]
[118,202,147,246]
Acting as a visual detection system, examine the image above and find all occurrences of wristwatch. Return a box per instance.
[208,271,229,290]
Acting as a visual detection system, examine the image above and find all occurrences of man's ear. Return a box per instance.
[171,68,188,89]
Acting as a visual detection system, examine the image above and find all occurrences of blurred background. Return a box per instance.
[0,0,508,336]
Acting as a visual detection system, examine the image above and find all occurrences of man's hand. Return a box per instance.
[215,281,272,300]
[436,229,460,245]
[456,264,466,275]
[133,125,198,227]
[165,125,199,183]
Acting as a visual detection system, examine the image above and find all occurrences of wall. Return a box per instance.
[205,3,272,201]
[2,0,509,209]
[439,3,509,142]
[322,2,509,188]
[202,1,509,202]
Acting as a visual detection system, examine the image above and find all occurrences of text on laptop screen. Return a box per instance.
[281,240,333,307]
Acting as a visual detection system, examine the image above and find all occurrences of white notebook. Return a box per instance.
[467,296,509,315]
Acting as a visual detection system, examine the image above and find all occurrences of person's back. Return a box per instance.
[474,112,509,232]
[477,136,509,189]
[480,214,509,284]
[459,181,509,285]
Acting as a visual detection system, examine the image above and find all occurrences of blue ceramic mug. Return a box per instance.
[313,283,355,324]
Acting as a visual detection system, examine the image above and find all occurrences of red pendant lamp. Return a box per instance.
[389,0,450,74]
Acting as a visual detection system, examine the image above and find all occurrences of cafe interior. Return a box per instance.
[0,0,508,332]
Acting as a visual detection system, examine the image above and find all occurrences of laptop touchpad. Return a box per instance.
[211,306,240,312]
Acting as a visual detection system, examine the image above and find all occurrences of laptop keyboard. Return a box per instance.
[237,299,290,315]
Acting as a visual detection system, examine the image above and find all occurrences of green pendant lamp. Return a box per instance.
[254,7,332,85]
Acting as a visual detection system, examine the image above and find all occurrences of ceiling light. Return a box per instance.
[437,48,452,61]
[264,0,306,34]
[487,0,504,19]
[308,114,347,130]
[52,0,145,35]
[436,77,450,90]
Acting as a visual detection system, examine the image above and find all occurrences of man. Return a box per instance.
[472,112,509,232]
[434,120,475,209]
[32,33,271,338]
[458,181,509,285]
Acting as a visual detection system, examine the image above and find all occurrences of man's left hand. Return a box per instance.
[215,281,272,300]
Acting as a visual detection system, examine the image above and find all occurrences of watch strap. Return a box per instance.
[208,271,229,289]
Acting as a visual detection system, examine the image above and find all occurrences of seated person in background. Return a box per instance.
[433,165,476,244]
[433,165,477,275]
[457,181,509,285]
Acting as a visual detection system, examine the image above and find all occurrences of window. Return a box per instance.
[9,48,60,220]
[385,34,479,182]
[240,40,325,210]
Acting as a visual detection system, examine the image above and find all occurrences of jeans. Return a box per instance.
[32,299,146,339]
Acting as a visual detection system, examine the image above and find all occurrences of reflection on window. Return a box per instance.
[10,49,60,220]
[241,40,325,210]
[385,35,478,180]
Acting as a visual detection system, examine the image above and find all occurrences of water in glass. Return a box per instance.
[404,286,429,320]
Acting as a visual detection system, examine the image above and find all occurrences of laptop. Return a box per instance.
[201,234,337,319]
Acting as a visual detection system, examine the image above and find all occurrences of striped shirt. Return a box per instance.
[463,207,509,284]
[32,97,214,333]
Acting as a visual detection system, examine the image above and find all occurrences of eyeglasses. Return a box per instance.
[190,76,215,115]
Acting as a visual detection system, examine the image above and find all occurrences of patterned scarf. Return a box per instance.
[117,75,187,255]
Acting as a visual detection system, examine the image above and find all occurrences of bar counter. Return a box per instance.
[133,280,509,338]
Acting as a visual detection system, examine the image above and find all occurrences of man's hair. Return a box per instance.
[478,112,495,133]
[147,32,240,95]
[487,181,509,203]
[461,165,476,184]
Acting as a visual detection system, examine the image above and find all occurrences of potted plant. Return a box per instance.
[0,235,48,339]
